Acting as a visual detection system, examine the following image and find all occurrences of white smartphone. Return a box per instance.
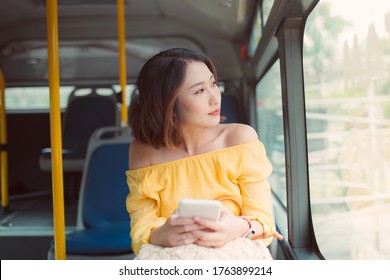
[178,199,221,221]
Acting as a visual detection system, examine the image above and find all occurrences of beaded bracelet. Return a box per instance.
[240,217,255,239]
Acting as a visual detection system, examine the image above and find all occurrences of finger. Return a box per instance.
[194,238,224,248]
[220,205,233,215]
[258,231,284,240]
[175,232,198,246]
[272,231,284,240]
[178,223,206,233]
[191,228,223,241]
[171,209,179,216]
[218,205,236,219]
[193,217,221,231]
[169,216,197,227]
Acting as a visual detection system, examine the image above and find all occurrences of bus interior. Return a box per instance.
[1,0,390,260]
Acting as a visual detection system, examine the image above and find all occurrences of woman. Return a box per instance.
[126,48,283,259]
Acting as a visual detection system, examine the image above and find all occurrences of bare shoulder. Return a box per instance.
[128,140,157,170]
[222,123,259,147]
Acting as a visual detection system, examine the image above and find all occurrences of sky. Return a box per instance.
[326,0,390,45]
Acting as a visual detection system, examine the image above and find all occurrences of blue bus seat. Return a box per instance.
[39,86,119,172]
[220,94,242,123]
[48,126,134,259]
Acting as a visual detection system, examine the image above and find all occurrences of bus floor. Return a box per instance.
[0,190,77,260]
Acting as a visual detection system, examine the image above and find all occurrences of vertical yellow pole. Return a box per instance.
[0,70,9,213]
[117,0,128,127]
[46,0,66,260]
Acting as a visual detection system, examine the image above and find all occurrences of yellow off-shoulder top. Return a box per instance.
[125,140,275,255]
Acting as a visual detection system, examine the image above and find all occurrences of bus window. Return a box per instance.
[112,84,136,107]
[6,84,136,112]
[247,0,275,57]
[255,60,287,212]
[5,86,74,110]
[247,4,262,57]
[304,0,390,259]
[262,0,274,26]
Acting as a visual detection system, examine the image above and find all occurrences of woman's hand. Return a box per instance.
[191,206,249,247]
[191,206,285,246]
[149,210,205,247]
[150,206,284,249]
[261,231,284,241]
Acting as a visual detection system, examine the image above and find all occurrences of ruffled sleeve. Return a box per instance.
[238,141,275,246]
[126,167,168,255]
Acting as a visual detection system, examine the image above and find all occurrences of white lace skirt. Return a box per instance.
[135,238,273,260]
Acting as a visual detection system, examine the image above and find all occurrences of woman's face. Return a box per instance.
[176,61,221,129]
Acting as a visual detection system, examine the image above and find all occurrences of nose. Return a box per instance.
[209,87,220,106]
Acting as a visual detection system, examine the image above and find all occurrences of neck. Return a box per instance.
[180,126,213,156]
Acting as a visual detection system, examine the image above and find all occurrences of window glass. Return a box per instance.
[112,84,136,106]
[262,0,274,25]
[256,60,286,209]
[248,7,262,57]
[5,84,136,111]
[5,86,74,110]
[304,0,390,259]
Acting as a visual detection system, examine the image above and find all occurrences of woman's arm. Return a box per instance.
[226,124,283,242]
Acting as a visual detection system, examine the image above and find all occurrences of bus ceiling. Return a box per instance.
[0,0,255,86]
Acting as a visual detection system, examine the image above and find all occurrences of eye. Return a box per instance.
[194,88,205,95]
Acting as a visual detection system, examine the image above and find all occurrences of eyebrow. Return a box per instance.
[189,74,215,89]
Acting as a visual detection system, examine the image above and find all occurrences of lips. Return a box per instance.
[208,109,220,116]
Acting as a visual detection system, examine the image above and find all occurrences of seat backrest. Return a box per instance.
[220,94,242,123]
[76,126,132,229]
[62,86,118,158]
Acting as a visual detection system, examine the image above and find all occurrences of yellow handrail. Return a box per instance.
[0,69,9,213]
[46,0,66,260]
[117,0,128,127]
